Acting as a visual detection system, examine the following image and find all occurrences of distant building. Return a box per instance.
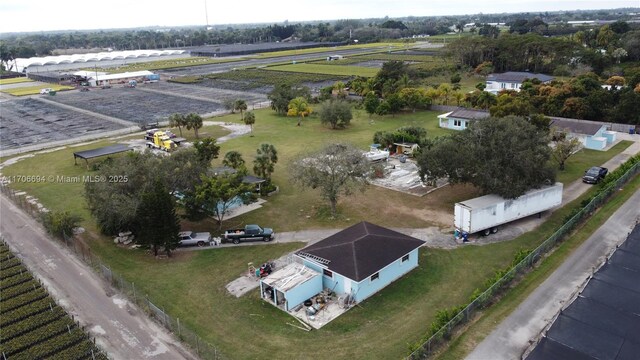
[485,72,554,94]
[438,108,491,130]
[326,55,344,61]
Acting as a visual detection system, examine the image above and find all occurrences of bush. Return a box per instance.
[42,211,82,238]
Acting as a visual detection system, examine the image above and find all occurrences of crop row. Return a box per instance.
[0,286,49,315]
[1,305,66,343]
[206,69,346,86]
[5,325,88,360]
[1,272,33,291]
[2,316,77,356]
[0,297,54,328]
[1,279,40,301]
[0,256,20,270]
[52,338,110,360]
[0,262,27,280]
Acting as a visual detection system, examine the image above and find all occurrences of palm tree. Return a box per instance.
[168,113,186,137]
[253,144,278,182]
[223,151,246,170]
[243,111,256,136]
[185,113,203,139]
[234,99,247,120]
[287,97,312,126]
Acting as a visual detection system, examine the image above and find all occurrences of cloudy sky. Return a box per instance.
[1,0,638,33]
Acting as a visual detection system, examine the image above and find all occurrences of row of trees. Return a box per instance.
[84,139,279,256]
[168,113,203,138]
[446,28,639,76]
[465,73,640,124]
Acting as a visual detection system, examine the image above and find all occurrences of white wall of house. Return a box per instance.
[438,116,469,130]
[485,81,522,94]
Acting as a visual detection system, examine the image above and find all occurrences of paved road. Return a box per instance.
[0,195,197,360]
[466,188,640,360]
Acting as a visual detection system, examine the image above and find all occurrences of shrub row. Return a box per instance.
[1,305,66,343]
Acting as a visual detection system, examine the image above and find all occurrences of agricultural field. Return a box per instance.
[0,98,128,150]
[0,77,33,85]
[0,84,75,96]
[137,81,268,105]
[186,69,350,91]
[90,56,240,73]
[47,85,224,125]
[0,242,108,360]
[253,42,407,58]
[265,63,379,77]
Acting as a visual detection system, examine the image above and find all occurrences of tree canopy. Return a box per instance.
[289,143,370,217]
[417,116,556,198]
[135,179,181,257]
[318,99,353,129]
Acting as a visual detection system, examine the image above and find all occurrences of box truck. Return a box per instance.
[454,183,563,238]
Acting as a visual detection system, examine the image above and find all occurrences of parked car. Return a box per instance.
[178,231,212,247]
[40,88,53,95]
[582,166,608,184]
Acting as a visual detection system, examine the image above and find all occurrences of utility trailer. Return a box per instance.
[454,183,563,238]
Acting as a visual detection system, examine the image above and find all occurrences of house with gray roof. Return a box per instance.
[438,108,491,130]
[550,117,616,150]
[485,72,554,94]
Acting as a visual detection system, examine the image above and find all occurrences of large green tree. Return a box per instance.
[135,179,181,257]
[192,137,220,163]
[168,113,187,137]
[287,97,312,126]
[195,173,256,228]
[318,99,353,129]
[290,143,370,217]
[223,151,246,171]
[417,116,556,198]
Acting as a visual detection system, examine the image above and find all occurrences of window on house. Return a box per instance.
[323,269,333,278]
[402,254,410,262]
[501,83,506,89]
[453,119,462,127]
[371,272,379,281]
[510,83,515,89]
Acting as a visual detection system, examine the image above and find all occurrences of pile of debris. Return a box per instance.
[114,231,135,245]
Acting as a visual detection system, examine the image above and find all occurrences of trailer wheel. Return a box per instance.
[482,228,491,236]
[233,238,240,245]
[491,227,498,234]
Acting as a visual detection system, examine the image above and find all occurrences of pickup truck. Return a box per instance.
[582,166,608,184]
[178,231,211,247]
[223,225,274,244]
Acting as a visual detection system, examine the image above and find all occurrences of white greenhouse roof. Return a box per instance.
[15,49,185,70]
[90,70,154,82]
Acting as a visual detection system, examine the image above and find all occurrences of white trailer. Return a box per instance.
[454,183,563,237]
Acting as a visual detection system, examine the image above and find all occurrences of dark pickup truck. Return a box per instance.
[582,166,608,184]
[223,225,274,244]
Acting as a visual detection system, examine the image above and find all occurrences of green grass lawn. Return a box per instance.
[2,105,635,359]
[0,84,75,96]
[555,141,632,184]
[436,174,640,360]
[253,42,407,58]
[0,77,33,85]
[265,63,379,77]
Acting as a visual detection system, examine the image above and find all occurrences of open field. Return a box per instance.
[0,84,75,96]
[253,42,407,58]
[0,77,33,85]
[266,63,379,77]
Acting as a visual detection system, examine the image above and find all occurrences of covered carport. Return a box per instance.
[73,144,132,169]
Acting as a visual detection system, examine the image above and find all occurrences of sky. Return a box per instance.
[0,0,638,33]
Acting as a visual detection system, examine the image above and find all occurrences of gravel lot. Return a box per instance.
[47,85,225,125]
[0,98,128,150]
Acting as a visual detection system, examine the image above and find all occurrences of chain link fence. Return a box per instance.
[408,161,639,359]
[0,183,226,360]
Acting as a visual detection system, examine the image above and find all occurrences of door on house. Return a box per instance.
[344,278,351,296]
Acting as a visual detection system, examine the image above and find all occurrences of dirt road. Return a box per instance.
[0,195,197,360]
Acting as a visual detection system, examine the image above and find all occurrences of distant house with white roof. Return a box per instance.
[485,72,554,94]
